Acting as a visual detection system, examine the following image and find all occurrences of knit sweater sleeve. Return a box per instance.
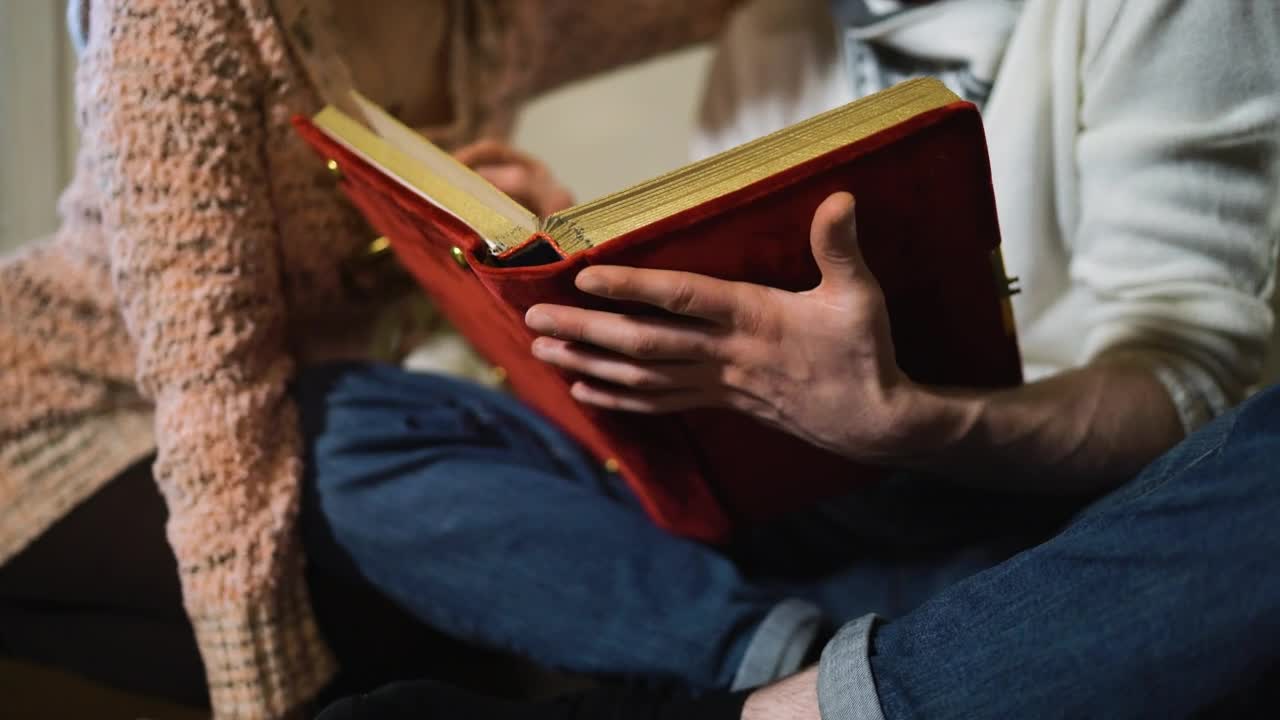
[1071,0,1280,431]
[81,1,334,716]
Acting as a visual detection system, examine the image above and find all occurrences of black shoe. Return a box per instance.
[316,676,749,720]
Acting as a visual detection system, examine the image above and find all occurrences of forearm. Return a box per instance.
[84,1,335,712]
[902,358,1185,494]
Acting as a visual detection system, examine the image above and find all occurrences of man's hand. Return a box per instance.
[742,667,821,720]
[525,192,1186,491]
[525,192,936,463]
[454,139,575,217]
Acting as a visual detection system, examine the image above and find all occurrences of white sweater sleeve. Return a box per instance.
[1069,0,1280,432]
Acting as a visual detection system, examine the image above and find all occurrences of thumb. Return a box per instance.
[810,192,868,293]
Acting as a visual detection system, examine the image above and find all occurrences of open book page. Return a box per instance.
[313,92,538,252]
[313,79,958,258]
[544,78,956,254]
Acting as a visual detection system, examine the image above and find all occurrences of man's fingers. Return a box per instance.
[531,337,709,390]
[574,266,746,325]
[809,192,869,293]
[525,304,725,360]
[568,381,719,414]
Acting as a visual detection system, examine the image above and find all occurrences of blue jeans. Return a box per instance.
[296,363,1279,714]
[819,379,1280,719]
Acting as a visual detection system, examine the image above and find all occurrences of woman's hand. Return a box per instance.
[453,139,575,216]
[524,192,935,463]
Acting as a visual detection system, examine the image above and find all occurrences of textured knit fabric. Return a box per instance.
[0,1,735,717]
[694,0,1280,433]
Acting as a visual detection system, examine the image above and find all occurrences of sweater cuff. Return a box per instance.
[817,614,886,720]
[1149,357,1229,435]
[188,567,337,719]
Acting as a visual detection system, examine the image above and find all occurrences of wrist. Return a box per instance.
[879,380,984,466]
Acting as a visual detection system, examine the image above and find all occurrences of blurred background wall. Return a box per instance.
[0,1,81,251]
[514,47,713,204]
[0,2,712,252]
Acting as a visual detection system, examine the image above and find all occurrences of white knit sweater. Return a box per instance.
[694,0,1280,431]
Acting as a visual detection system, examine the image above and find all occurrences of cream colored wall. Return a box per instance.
[515,47,713,203]
[0,4,711,252]
[0,1,80,251]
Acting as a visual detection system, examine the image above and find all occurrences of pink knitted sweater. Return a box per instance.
[0,1,734,716]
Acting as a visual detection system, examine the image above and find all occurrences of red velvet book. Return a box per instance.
[293,78,1022,545]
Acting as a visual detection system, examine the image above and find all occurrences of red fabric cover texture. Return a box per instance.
[293,102,1021,544]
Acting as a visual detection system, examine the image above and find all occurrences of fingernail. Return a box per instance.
[530,337,553,359]
[576,269,605,295]
[526,307,556,335]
